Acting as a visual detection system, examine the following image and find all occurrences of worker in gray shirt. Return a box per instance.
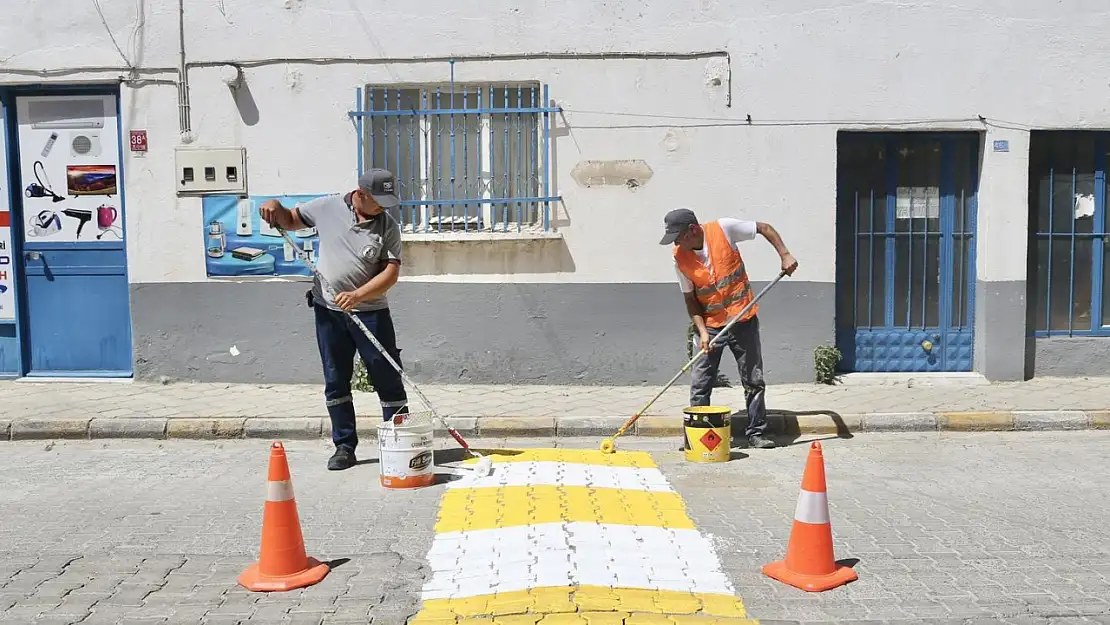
[260,168,409,470]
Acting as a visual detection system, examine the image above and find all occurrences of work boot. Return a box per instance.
[748,434,776,449]
[327,445,357,470]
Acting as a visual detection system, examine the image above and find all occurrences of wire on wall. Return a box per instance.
[185,50,735,107]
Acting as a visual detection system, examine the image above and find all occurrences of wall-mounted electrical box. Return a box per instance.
[175,147,248,196]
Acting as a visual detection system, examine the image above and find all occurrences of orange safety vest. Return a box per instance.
[673,220,757,328]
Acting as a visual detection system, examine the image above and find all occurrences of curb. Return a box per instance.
[3,410,1110,441]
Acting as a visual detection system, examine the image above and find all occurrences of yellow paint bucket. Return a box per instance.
[682,406,731,463]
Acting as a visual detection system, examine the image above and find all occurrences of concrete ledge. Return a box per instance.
[785,413,862,435]
[1089,411,1110,429]
[90,418,167,439]
[556,416,627,437]
[166,418,246,439]
[434,417,480,438]
[939,412,1015,431]
[1012,411,1090,431]
[479,417,556,437]
[11,419,91,441]
[861,413,938,432]
[4,410,1110,441]
[634,416,683,436]
[243,417,322,440]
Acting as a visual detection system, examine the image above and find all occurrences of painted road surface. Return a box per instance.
[2,433,1110,624]
[410,448,754,623]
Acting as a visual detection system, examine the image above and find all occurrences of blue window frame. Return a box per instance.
[1028,131,1110,337]
[349,80,561,234]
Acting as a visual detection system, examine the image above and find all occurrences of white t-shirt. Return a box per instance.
[674,218,758,293]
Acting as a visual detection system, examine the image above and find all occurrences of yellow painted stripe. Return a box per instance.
[410,585,754,622]
[434,485,695,533]
[464,448,658,469]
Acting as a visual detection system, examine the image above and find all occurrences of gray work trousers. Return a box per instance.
[690,315,767,438]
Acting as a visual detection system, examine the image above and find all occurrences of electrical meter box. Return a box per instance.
[175,147,248,196]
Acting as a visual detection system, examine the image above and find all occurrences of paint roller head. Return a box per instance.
[471,455,493,477]
[599,438,616,454]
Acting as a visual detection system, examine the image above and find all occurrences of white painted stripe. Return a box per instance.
[421,522,735,599]
[443,461,674,492]
[266,479,295,502]
[793,489,829,524]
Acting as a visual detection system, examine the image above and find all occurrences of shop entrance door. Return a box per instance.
[9,90,132,377]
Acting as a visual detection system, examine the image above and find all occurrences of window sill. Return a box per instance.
[401,231,562,243]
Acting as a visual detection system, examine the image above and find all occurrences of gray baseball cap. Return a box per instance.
[659,208,699,245]
[358,168,400,209]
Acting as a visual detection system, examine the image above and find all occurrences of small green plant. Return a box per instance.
[352,356,375,393]
[813,345,842,385]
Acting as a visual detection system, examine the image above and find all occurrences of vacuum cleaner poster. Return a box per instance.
[15,95,123,244]
[202,194,325,278]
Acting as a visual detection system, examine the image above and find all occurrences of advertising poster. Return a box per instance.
[0,212,13,321]
[202,194,326,277]
[0,108,15,321]
[16,95,123,243]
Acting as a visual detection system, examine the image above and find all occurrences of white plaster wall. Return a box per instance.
[2,0,1110,286]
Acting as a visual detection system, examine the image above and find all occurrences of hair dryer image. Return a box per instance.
[62,208,93,239]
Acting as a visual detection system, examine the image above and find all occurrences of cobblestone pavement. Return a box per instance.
[2,433,1110,624]
[4,375,1110,424]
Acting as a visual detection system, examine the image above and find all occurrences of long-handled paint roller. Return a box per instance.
[599,269,789,454]
[276,225,493,478]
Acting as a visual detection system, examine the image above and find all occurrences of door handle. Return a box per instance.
[24,251,41,261]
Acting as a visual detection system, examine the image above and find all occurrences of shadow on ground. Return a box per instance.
[729,409,856,448]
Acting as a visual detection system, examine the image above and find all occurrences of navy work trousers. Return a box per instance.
[314,304,409,451]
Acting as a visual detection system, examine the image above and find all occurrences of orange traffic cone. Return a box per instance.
[238,442,330,592]
[762,441,857,592]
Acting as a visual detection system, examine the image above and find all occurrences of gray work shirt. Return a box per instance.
[296,192,402,313]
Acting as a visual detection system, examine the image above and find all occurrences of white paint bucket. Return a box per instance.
[377,414,435,489]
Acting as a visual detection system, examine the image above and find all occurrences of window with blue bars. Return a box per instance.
[355,82,559,233]
[1028,131,1110,336]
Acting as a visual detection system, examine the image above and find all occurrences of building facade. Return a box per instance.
[1,1,1108,385]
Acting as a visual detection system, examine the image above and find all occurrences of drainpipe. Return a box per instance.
[177,0,193,142]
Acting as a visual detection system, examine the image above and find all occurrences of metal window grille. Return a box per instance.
[1029,131,1110,336]
[350,81,561,233]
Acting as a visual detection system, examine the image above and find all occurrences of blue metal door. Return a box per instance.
[8,90,132,377]
[835,132,978,372]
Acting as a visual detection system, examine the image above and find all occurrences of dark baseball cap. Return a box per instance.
[358,168,400,209]
[659,208,699,245]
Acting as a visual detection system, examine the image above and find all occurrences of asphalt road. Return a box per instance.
[1,432,1109,624]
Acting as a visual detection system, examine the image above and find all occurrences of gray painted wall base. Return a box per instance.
[130,280,833,386]
[1033,337,1110,377]
[975,280,1026,381]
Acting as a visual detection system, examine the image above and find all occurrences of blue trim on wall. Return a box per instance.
[0,95,24,377]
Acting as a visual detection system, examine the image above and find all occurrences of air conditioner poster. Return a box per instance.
[15,95,123,244]
[202,195,325,278]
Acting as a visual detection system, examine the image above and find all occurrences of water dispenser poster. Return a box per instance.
[202,194,326,278]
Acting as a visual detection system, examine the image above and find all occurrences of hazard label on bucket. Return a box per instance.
[699,429,722,451]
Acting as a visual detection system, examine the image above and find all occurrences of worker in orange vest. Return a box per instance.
[660,208,798,450]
